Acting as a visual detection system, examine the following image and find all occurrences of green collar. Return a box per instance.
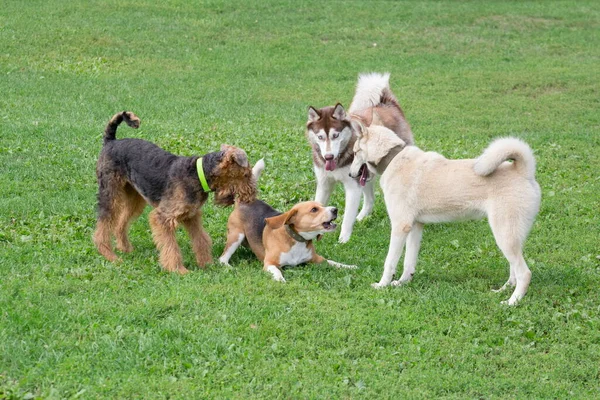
[196,158,211,192]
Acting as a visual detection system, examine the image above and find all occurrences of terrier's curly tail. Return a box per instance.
[103,111,141,144]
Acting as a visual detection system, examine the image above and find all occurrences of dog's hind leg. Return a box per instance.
[372,222,411,288]
[392,222,423,286]
[93,171,125,262]
[149,209,188,274]
[219,229,245,266]
[357,179,375,221]
[489,213,532,305]
[181,211,213,268]
[114,184,146,253]
[339,182,362,243]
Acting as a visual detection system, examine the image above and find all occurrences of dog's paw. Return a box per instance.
[356,210,370,221]
[502,295,521,306]
[390,279,408,287]
[175,266,190,275]
[218,257,231,267]
[338,231,351,243]
[273,275,286,283]
[371,282,386,289]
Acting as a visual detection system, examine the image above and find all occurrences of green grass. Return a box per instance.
[1,0,599,398]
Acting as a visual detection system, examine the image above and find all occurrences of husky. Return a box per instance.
[349,124,541,305]
[306,73,414,243]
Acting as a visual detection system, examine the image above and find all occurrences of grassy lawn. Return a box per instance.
[1,0,599,398]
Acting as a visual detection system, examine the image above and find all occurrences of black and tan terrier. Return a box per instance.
[93,111,256,274]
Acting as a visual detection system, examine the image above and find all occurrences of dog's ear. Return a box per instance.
[265,209,298,229]
[231,150,249,168]
[220,145,249,168]
[308,106,320,122]
[351,119,366,138]
[332,103,347,120]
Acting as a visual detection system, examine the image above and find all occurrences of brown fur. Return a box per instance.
[94,111,256,274]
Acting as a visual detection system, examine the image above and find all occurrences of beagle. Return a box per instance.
[219,160,356,281]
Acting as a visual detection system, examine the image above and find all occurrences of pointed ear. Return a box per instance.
[332,103,347,120]
[308,106,320,123]
[351,119,365,138]
[265,209,298,229]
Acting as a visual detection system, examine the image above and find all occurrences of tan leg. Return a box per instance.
[93,183,127,262]
[149,209,188,274]
[181,212,212,268]
[114,185,146,253]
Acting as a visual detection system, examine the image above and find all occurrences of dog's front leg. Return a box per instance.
[181,212,212,268]
[356,179,375,221]
[314,167,335,205]
[373,228,409,288]
[264,263,286,282]
[149,210,188,274]
[339,182,362,243]
[312,254,357,269]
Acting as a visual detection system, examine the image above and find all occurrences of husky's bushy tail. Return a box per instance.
[103,111,141,144]
[349,72,400,114]
[473,138,536,179]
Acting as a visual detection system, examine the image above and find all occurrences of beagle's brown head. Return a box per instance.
[265,201,338,240]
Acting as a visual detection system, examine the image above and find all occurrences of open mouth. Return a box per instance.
[358,164,369,187]
[325,158,337,171]
[323,218,337,231]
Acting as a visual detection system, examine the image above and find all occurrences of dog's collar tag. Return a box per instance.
[285,224,308,243]
[196,158,212,192]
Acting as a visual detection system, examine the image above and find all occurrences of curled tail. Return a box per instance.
[349,72,400,114]
[103,111,141,144]
[252,158,265,181]
[473,138,536,179]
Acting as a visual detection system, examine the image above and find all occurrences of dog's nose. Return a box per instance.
[331,207,338,216]
[324,154,334,160]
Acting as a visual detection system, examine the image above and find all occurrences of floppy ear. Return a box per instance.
[220,145,249,168]
[308,106,320,123]
[332,103,347,120]
[265,209,298,229]
[231,150,249,168]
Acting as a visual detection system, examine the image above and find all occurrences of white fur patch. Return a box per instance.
[219,233,245,265]
[279,242,312,266]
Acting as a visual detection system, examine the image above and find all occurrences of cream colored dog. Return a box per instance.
[349,124,541,305]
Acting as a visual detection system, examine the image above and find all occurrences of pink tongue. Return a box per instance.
[325,159,336,171]
[359,166,368,186]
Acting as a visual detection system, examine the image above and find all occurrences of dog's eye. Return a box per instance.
[310,207,318,213]
[317,135,324,140]
[332,132,339,139]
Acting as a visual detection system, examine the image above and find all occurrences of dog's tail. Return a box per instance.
[103,111,141,144]
[349,72,400,114]
[252,158,265,181]
[473,138,536,179]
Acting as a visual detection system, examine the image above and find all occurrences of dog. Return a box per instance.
[93,111,256,274]
[219,159,356,282]
[306,72,414,243]
[349,124,541,305]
